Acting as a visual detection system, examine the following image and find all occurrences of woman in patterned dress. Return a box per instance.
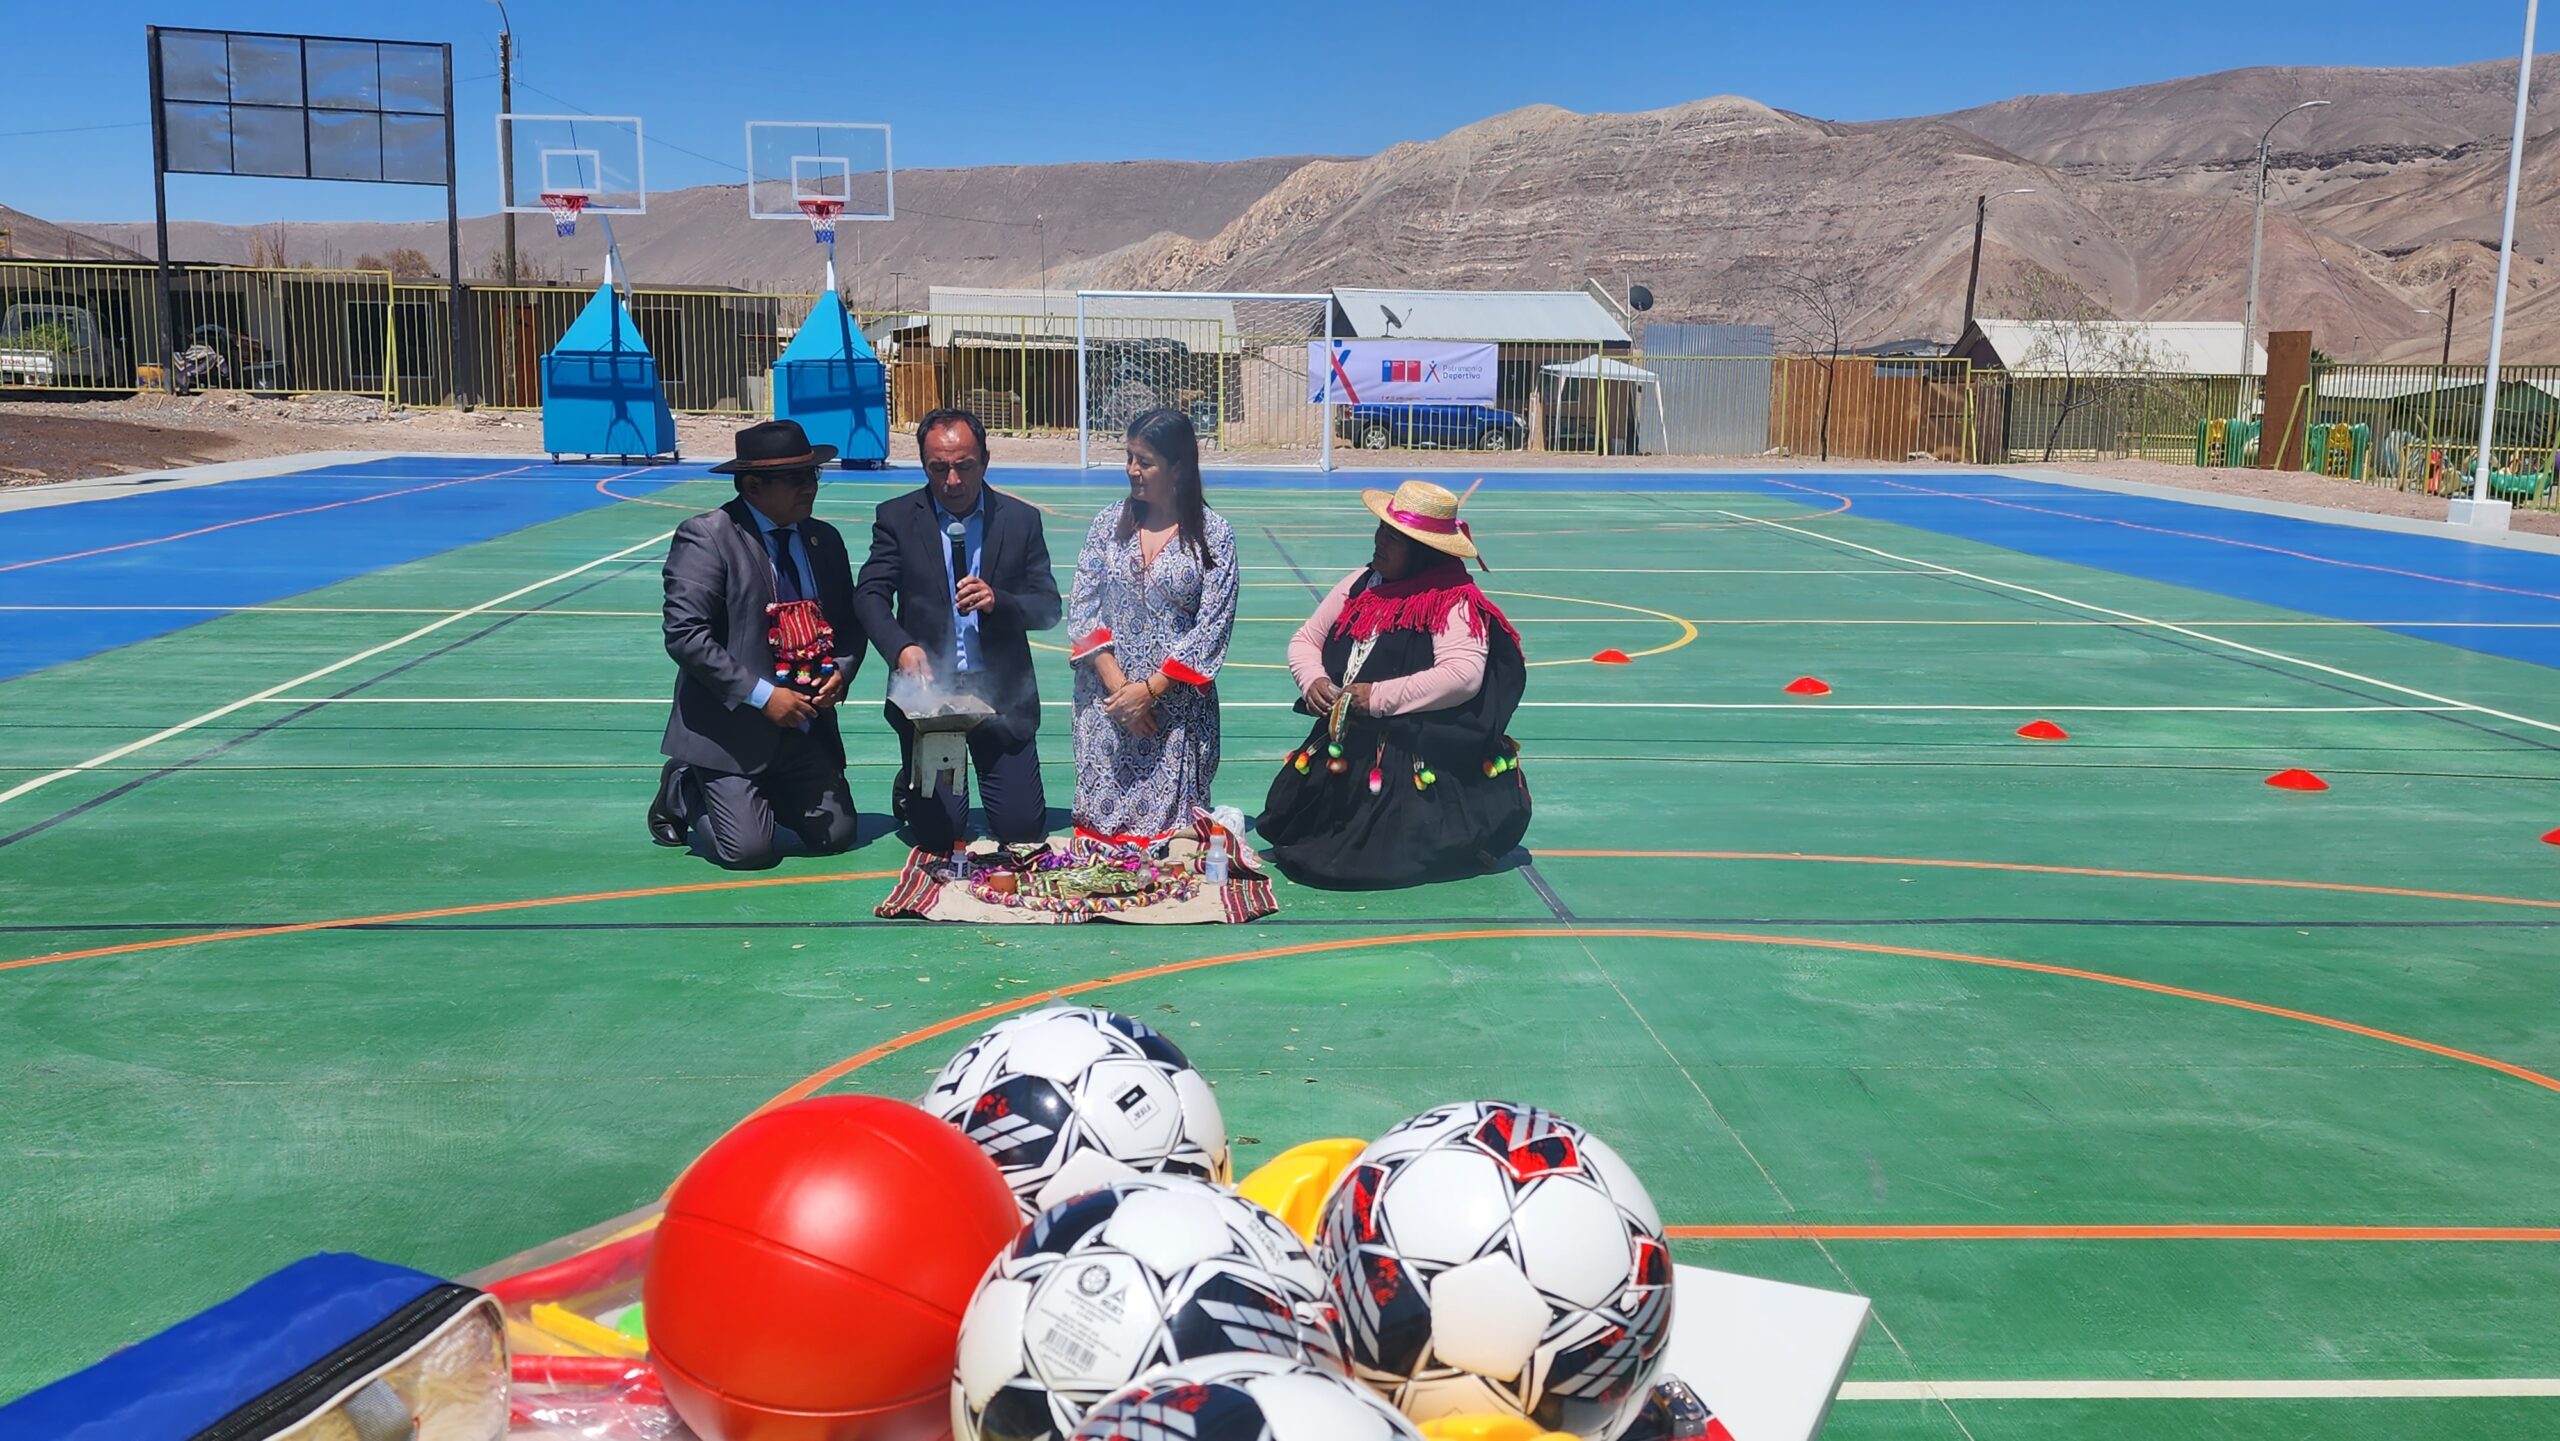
[1066,409,1240,841]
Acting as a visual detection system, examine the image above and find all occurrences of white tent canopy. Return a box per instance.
[1541,357,1667,453]
[1542,356,1661,384]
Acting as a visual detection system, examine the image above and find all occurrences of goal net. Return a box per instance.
[1074,291,1336,469]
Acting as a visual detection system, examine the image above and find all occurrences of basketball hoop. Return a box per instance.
[799,198,844,245]
[541,191,588,238]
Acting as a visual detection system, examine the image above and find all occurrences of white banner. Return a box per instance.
[1307,340,1498,405]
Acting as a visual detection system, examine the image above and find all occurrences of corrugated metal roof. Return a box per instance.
[1975,318,2263,376]
[1335,287,1631,344]
[922,288,1243,351]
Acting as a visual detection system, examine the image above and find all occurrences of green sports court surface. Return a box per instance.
[4,456,2558,1437]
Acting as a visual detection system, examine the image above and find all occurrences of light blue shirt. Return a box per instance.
[933,496,986,673]
[744,500,818,711]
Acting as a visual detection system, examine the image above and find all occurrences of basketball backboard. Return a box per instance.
[496,112,645,214]
[746,121,892,223]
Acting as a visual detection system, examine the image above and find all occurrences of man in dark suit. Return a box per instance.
[855,407,1061,851]
[648,419,866,868]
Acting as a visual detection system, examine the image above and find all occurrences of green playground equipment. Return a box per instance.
[2304,422,2371,481]
[2195,416,2260,467]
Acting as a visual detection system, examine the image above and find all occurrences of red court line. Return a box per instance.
[0,463,536,573]
[0,870,900,973]
[1665,1224,2560,1241]
[1860,470,2560,605]
[738,926,2560,1137]
[1539,849,2560,912]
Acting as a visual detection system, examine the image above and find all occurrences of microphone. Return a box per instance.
[946,519,969,606]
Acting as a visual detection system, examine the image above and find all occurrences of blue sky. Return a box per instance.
[0,0,2538,228]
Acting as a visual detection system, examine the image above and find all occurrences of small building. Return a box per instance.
[1331,286,1635,450]
[1952,318,2265,377]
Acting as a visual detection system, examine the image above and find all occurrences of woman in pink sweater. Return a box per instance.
[1258,480,1530,889]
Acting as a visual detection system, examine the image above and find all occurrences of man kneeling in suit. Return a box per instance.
[856,407,1062,851]
[649,420,866,868]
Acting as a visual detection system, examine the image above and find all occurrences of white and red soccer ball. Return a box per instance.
[1314,1100,1675,1440]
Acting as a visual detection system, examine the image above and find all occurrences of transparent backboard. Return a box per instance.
[746,121,892,222]
[496,113,645,214]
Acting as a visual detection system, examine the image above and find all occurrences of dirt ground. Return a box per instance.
[4,390,2555,538]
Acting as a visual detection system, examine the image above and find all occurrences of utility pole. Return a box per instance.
[2243,99,2331,374]
[494,0,518,286]
[1037,215,1048,310]
[1961,188,2034,340]
[2441,284,2458,368]
[890,270,908,313]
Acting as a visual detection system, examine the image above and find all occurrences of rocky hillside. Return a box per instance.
[27,57,2560,361]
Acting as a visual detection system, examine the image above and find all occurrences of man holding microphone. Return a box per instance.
[855,407,1063,852]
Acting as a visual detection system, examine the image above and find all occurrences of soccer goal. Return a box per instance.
[1074,291,1337,470]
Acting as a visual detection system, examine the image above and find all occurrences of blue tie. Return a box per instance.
[767,526,804,603]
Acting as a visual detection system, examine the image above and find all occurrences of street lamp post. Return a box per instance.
[2464,0,2539,526]
[1961,188,2035,340]
[2242,99,2331,375]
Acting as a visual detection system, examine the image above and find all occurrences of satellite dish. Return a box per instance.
[1380,304,1407,335]
[1628,284,1655,313]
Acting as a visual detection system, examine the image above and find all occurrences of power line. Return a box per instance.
[0,121,149,139]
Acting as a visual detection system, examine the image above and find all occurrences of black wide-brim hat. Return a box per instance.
[710,418,837,474]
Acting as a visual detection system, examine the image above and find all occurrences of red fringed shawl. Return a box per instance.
[1330,559,1522,649]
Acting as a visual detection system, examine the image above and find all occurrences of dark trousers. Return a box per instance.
[887,702,1046,851]
[671,728,856,870]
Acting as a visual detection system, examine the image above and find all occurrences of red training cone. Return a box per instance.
[1591,648,1633,665]
[2016,719,2069,741]
[2541,827,2560,846]
[1784,676,1832,696]
[2265,768,2329,792]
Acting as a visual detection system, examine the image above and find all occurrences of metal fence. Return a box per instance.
[2306,363,2560,506]
[1991,372,2263,465]
[1,260,402,401]
[6,255,2554,501]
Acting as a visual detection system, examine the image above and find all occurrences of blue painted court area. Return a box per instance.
[1010,464,2560,671]
[0,457,688,680]
[9,455,2560,681]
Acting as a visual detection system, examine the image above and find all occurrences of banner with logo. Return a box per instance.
[1307,340,1498,405]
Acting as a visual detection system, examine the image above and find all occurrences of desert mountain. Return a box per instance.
[62,157,1316,309]
[30,57,2560,362]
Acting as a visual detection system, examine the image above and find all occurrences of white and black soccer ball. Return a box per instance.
[1314,1101,1674,1440]
[1069,1354,1424,1441]
[926,1005,1230,1218]
[955,1176,1346,1441]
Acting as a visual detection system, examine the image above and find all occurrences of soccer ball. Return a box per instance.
[954,1177,1346,1441]
[1314,1101,1673,1440]
[1070,1355,1424,1441]
[926,1005,1230,1218]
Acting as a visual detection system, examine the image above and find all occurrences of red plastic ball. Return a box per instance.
[647,1095,1021,1441]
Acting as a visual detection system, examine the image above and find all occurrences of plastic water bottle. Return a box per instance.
[949,844,970,881]
[1203,833,1230,886]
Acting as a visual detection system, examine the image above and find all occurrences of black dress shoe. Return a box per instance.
[648,760,689,847]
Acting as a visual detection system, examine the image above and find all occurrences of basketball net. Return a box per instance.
[799,198,844,246]
[541,191,588,239]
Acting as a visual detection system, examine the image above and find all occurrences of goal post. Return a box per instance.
[1075,291,1336,470]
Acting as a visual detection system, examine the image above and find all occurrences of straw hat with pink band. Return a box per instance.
[1362,478,1488,569]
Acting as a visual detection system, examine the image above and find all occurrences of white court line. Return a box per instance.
[1714,510,2560,738]
[251,698,2472,715]
[1838,1378,2560,1401]
[0,528,676,809]
[11,603,2558,632]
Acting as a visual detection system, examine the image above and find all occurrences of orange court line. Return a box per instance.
[14,851,2558,976]
[1664,1224,2560,1242]
[0,870,900,972]
[1538,849,2560,912]
[0,464,534,573]
[739,926,2560,1138]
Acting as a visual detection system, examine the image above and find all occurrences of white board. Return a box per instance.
[1666,1263,1870,1441]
